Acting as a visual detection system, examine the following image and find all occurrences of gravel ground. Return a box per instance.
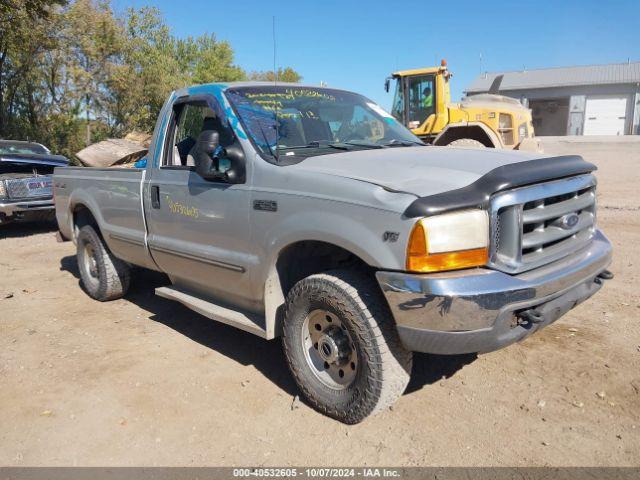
[0,138,638,466]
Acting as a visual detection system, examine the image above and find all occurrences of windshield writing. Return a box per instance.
[225,86,422,159]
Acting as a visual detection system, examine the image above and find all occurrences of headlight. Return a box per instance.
[406,209,489,272]
[0,180,6,199]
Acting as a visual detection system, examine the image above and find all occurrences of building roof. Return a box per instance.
[466,61,640,93]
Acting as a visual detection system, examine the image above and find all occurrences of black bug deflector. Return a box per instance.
[404,155,597,218]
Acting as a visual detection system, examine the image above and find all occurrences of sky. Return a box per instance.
[112,0,640,110]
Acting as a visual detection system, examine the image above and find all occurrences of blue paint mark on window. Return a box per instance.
[187,84,249,140]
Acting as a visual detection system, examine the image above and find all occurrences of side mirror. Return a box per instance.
[384,78,390,93]
[194,129,245,183]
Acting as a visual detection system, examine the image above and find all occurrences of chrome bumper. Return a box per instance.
[376,230,612,354]
[0,198,54,217]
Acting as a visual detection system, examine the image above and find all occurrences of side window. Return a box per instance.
[162,99,234,168]
[391,79,404,122]
[176,105,206,148]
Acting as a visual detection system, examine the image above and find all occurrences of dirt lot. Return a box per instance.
[1,138,638,467]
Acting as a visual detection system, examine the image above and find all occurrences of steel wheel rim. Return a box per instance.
[302,309,358,390]
[81,242,99,286]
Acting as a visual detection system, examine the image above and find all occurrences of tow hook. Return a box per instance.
[516,309,545,325]
[595,269,614,285]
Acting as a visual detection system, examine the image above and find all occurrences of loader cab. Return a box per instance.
[386,61,452,140]
[391,74,436,129]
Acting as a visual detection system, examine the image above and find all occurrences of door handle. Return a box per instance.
[151,185,160,209]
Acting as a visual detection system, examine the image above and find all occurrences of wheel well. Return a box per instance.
[264,240,374,338]
[434,126,495,147]
[276,241,371,297]
[72,204,98,239]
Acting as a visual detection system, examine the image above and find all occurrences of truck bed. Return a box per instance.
[54,167,155,269]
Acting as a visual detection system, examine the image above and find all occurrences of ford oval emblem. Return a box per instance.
[560,213,579,229]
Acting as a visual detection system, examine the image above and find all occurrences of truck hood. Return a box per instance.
[290,146,548,197]
[0,153,69,169]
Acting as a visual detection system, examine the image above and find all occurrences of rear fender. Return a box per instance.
[68,191,105,243]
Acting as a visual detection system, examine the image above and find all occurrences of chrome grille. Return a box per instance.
[489,174,597,274]
[6,176,52,200]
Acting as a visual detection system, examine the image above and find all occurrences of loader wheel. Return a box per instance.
[447,138,486,148]
[76,225,131,301]
[282,269,412,424]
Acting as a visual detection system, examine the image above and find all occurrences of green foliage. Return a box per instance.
[0,0,66,19]
[0,0,301,160]
[248,67,303,83]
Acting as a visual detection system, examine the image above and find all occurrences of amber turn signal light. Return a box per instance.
[406,210,489,273]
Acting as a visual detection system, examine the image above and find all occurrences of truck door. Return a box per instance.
[145,94,256,312]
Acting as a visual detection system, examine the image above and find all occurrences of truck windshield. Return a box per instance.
[0,141,48,155]
[225,86,423,159]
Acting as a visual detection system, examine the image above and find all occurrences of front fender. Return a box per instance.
[433,121,504,148]
[255,207,412,339]
[263,209,408,272]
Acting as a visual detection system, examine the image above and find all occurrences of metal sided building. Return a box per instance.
[466,62,640,136]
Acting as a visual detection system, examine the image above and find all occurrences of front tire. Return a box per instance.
[76,225,131,301]
[282,270,412,423]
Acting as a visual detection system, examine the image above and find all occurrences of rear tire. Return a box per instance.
[447,138,486,148]
[76,225,131,301]
[282,269,412,423]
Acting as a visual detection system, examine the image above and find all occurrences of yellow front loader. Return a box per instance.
[385,60,541,151]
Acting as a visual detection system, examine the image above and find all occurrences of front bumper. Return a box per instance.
[376,230,612,355]
[0,198,54,215]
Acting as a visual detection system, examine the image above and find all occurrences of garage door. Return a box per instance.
[583,95,627,135]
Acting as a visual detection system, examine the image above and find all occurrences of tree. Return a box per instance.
[0,0,302,160]
[116,8,248,133]
[0,0,65,137]
[0,0,65,19]
[64,0,125,144]
[248,67,302,83]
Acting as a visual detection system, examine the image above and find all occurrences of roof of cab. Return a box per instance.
[173,81,358,97]
[392,66,445,77]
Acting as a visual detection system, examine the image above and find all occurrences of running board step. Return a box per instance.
[155,286,267,338]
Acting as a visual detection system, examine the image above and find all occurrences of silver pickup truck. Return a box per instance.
[54,82,612,423]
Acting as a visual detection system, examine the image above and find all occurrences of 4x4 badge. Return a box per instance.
[383,231,399,242]
[253,200,277,212]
